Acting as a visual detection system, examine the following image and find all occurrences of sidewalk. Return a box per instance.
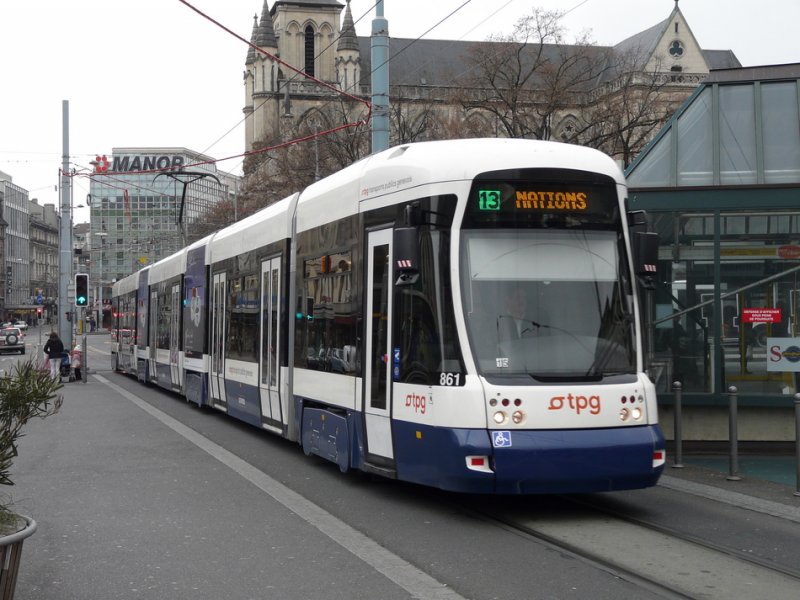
[658,451,800,523]
[11,374,413,600]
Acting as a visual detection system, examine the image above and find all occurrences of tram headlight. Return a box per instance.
[511,410,526,424]
[619,408,630,421]
[632,407,642,421]
[493,411,507,424]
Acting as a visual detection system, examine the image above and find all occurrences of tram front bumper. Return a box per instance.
[490,424,665,494]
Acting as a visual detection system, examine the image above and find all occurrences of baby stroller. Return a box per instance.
[59,352,76,383]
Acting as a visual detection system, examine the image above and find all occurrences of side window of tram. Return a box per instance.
[299,252,357,374]
[393,227,465,385]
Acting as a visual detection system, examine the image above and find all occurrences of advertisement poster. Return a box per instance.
[766,337,800,372]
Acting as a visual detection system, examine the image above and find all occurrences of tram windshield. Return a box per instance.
[460,172,635,381]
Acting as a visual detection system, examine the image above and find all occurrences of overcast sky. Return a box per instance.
[1,0,797,224]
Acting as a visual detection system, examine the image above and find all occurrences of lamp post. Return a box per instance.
[93,232,107,330]
[58,100,72,349]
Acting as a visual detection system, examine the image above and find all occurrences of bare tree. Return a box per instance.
[576,52,682,168]
[462,8,610,140]
[390,91,444,144]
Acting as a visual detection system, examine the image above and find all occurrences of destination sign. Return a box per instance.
[464,170,620,228]
[478,190,590,211]
[514,191,588,211]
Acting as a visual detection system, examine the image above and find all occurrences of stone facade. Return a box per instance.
[243,1,741,175]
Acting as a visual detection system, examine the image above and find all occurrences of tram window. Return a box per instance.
[225,253,260,363]
[156,284,171,350]
[298,250,358,374]
[393,203,465,385]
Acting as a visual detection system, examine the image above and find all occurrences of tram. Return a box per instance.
[111,138,665,494]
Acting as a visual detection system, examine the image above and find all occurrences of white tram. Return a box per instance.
[112,138,665,494]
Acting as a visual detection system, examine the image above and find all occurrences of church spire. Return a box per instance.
[245,13,258,65]
[337,0,359,52]
[255,0,278,49]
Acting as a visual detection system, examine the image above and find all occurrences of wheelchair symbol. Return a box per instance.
[492,431,512,448]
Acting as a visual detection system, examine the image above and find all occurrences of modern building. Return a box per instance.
[626,62,800,441]
[88,147,240,326]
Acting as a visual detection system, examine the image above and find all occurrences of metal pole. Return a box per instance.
[82,306,87,385]
[672,381,684,468]
[58,100,73,350]
[727,385,741,481]
[371,0,390,153]
[794,393,800,497]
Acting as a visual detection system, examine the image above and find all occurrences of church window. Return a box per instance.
[304,26,315,76]
[669,40,684,59]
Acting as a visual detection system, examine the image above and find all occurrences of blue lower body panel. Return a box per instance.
[185,372,208,407]
[491,425,665,494]
[224,380,262,427]
[392,421,664,494]
[155,363,174,392]
[392,422,497,494]
[136,359,148,383]
[302,408,350,472]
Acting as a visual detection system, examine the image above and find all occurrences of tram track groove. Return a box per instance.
[562,494,800,583]
[459,504,695,600]
[457,496,800,600]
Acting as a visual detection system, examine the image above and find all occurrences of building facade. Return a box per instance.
[29,198,60,323]
[89,147,240,326]
[243,1,741,174]
[0,171,30,316]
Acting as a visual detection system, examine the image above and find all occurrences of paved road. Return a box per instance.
[10,357,800,599]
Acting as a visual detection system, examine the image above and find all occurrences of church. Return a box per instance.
[242,1,740,180]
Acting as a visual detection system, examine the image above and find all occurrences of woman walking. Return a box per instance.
[43,332,65,379]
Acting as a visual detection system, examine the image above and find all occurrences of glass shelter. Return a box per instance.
[627,64,800,416]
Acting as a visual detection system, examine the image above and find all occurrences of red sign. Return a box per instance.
[778,245,800,259]
[742,308,782,323]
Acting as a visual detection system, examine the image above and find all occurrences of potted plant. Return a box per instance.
[0,359,62,599]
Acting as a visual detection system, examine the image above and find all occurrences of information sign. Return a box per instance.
[741,308,781,323]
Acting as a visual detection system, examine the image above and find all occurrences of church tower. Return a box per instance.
[335,0,361,94]
[244,2,279,152]
[245,1,351,154]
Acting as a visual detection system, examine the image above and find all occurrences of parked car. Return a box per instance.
[0,327,25,354]
[13,321,28,331]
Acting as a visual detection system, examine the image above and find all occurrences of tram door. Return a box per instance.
[148,289,158,381]
[169,282,181,389]
[259,257,282,426]
[363,229,395,461]
[210,272,227,408]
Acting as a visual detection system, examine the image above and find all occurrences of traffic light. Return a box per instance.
[75,273,89,307]
[36,307,43,317]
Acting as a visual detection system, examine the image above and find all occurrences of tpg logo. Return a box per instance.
[548,393,601,415]
[405,393,427,414]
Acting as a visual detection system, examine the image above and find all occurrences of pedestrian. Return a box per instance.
[71,344,82,381]
[43,332,65,379]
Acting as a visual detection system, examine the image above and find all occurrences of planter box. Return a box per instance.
[0,516,36,600]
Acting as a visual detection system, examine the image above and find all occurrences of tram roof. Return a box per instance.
[296,138,625,231]
[208,193,298,262]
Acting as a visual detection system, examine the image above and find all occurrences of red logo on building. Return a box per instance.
[94,155,110,173]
